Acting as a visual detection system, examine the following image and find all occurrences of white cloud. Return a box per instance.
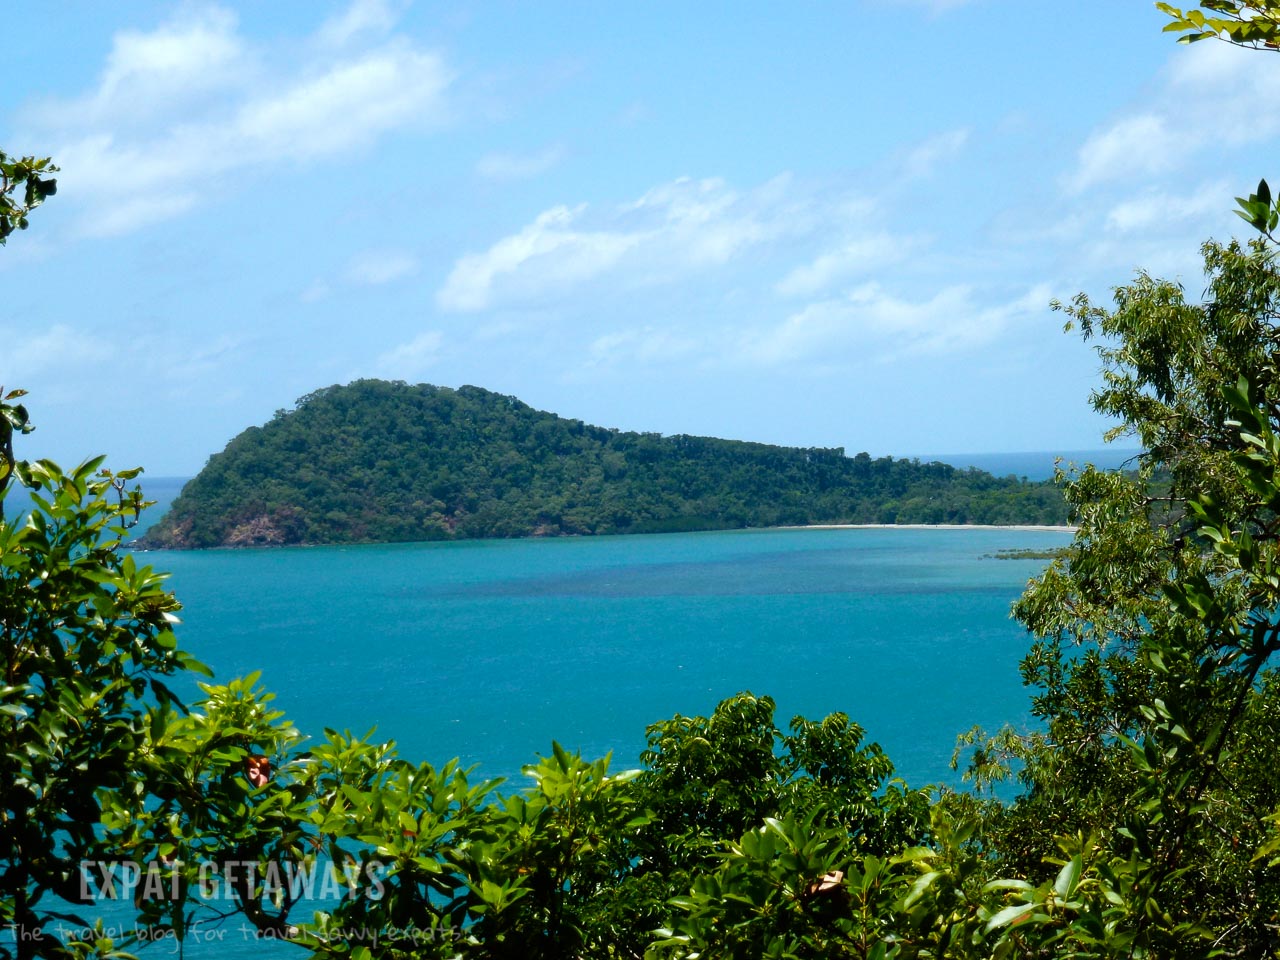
[740,282,1053,365]
[58,7,251,130]
[103,9,242,88]
[624,177,772,264]
[316,0,402,48]
[375,331,444,377]
[587,327,701,368]
[0,325,250,404]
[1070,115,1178,194]
[576,281,1052,374]
[345,250,419,286]
[438,205,640,311]
[775,233,920,298]
[0,325,105,379]
[77,189,200,239]
[476,144,566,181]
[1068,41,1280,193]
[234,44,447,157]
[437,175,825,312]
[1104,182,1228,233]
[25,5,453,237]
[1167,40,1280,145]
[299,248,418,301]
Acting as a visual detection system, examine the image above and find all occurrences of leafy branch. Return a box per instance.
[0,153,57,245]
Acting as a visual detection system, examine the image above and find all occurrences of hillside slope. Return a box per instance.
[143,380,1067,547]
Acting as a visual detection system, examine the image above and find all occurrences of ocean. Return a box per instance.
[15,472,1081,956]
[153,524,1070,788]
[918,447,1143,480]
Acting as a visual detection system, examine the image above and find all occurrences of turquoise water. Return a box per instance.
[24,525,1071,957]
[153,526,1070,787]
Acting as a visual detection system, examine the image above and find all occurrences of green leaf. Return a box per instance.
[986,902,1038,931]
[1054,855,1082,899]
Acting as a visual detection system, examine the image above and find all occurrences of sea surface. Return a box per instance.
[149,525,1071,787]
[28,523,1074,958]
[12,472,1083,957]
[923,447,1143,480]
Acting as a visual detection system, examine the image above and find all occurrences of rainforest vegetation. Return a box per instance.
[141,380,1067,549]
[7,3,1280,957]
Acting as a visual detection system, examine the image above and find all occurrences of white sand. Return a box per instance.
[777,523,1077,532]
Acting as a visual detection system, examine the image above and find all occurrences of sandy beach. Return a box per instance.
[780,523,1077,532]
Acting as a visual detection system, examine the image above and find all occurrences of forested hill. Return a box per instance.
[142,380,1067,547]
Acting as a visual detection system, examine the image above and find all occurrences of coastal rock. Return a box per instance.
[224,514,288,547]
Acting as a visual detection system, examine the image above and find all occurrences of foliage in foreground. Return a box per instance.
[11,221,1280,958]
[12,5,1280,952]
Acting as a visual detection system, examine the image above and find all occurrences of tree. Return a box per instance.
[1158,1,1280,49]
[0,155,209,960]
[0,409,205,959]
[985,237,1280,954]
[944,11,1280,950]
[0,153,56,245]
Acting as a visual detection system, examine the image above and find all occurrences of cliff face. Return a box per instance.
[142,379,1067,548]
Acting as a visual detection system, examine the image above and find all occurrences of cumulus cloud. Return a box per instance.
[1068,40,1280,193]
[437,175,848,312]
[24,3,453,237]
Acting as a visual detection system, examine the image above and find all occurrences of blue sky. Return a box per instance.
[3,1,1278,475]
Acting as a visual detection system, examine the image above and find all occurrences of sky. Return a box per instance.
[3,1,1279,476]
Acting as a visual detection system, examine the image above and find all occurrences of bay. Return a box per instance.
[152,525,1072,788]
[55,524,1072,958]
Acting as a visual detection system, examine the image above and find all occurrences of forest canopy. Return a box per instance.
[143,380,1068,548]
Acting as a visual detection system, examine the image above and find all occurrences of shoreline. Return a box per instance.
[131,521,1080,551]
[778,523,1077,532]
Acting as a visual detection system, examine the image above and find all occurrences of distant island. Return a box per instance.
[141,380,1069,548]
